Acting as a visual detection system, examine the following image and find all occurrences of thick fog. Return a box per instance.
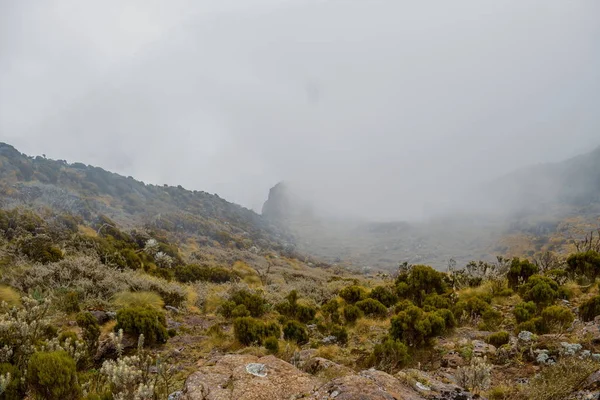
[1,0,599,220]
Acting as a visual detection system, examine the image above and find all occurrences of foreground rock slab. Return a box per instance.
[182,354,479,400]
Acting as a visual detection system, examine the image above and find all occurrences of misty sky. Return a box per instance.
[1,0,599,220]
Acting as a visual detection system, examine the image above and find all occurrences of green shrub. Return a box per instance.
[423,293,454,311]
[514,301,537,323]
[356,298,388,318]
[580,295,600,322]
[27,351,81,400]
[486,331,510,347]
[516,317,543,334]
[520,275,559,307]
[479,307,503,331]
[264,337,279,354]
[231,304,251,318]
[453,295,491,320]
[0,362,24,400]
[229,290,268,317]
[339,286,366,304]
[174,264,235,283]
[115,307,168,345]
[368,338,410,373]
[233,317,280,345]
[540,305,574,333]
[62,291,80,313]
[343,305,362,324]
[566,251,600,279]
[330,325,349,345]
[321,298,339,315]
[234,317,266,345]
[18,235,63,264]
[76,312,100,357]
[275,291,317,323]
[390,305,448,347]
[435,308,457,330]
[218,300,237,318]
[507,258,538,290]
[283,320,309,344]
[395,265,450,307]
[369,286,398,307]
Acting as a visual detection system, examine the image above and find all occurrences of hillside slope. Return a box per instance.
[0,142,293,253]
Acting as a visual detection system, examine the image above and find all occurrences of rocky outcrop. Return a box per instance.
[182,354,479,400]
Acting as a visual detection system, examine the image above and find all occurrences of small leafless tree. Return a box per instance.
[573,229,600,253]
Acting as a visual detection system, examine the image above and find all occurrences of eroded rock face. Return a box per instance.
[182,354,480,400]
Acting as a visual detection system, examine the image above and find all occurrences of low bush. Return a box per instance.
[368,338,410,373]
[520,275,560,307]
[369,286,398,307]
[396,265,450,307]
[0,362,24,399]
[283,320,309,344]
[233,317,280,345]
[514,301,537,323]
[330,325,349,345]
[343,305,362,324]
[76,312,100,358]
[507,258,538,290]
[540,305,574,334]
[479,307,503,331]
[566,250,600,279]
[339,285,366,304]
[356,298,388,318]
[174,264,235,283]
[486,331,510,347]
[115,307,168,345]
[27,351,81,400]
[264,337,279,354]
[229,289,268,317]
[579,295,600,322]
[231,304,251,318]
[390,305,449,347]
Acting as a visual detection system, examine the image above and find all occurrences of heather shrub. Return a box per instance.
[356,298,388,318]
[507,258,538,290]
[520,275,560,307]
[339,285,366,304]
[115,307,168,345]
[17,234,63,264]
[514,301,537,323]
[231,304,251,318]
[174,264,235,283]
[369,286,398,307]
[61,291,81,313]
[566,250,600,279]
[283,320,309,344]
[390,305,448,347]
[264,337,279,354]
[486,331,510,347]
[275,291,317,323]
[580,295,600,322]
[27,351,81,400]
[540,305,574,334]
[233,317,280,345]
[395,265,450,307]
[423,293,454,311]
[342,305,362,324]
[479,307,503,331]
[368,338,410,373]
[76,312,100,358]
[229,289,268,317]
[330,325,349,345]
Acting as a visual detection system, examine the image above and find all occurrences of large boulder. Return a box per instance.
[182,354,319,400]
